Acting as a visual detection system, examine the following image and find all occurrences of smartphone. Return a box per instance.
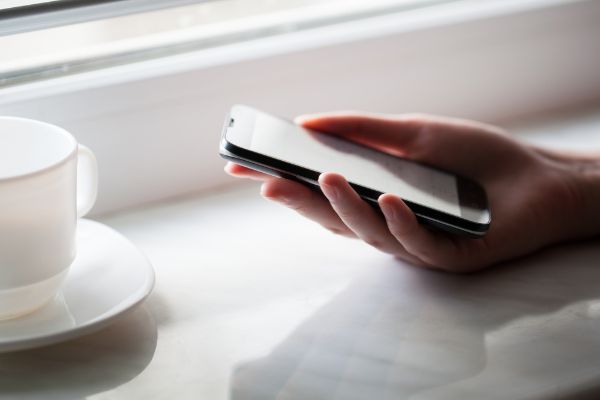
[220,105,491,237]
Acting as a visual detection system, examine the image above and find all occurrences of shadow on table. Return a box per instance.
[0,305,157,400]
[230,238,600,400]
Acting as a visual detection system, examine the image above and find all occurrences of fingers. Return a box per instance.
[318,172,423,263]
[378,193,478,272]
[229,158,477,270]
[229,161,357,238]
[260,177,356,238]
[225,162,271,181]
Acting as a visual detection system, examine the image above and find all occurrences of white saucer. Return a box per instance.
[0,219,155,353]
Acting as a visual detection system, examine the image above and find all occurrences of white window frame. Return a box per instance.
[0,0,207,35]
[1,0,599,215]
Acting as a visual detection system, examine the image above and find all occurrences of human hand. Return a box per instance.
[226,112,600,272]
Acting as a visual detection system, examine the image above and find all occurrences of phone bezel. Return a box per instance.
[220,105,491,237]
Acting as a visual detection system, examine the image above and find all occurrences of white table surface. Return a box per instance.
[1,107,600,400]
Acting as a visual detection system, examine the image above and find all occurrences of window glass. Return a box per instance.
[0,0,450,87]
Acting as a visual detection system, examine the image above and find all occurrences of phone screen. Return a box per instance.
[227,107,489,224]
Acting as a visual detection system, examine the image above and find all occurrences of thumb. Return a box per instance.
[295,112,423,157]
[295,112,502,179]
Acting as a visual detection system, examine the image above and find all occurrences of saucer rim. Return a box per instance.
[0,219,155,353]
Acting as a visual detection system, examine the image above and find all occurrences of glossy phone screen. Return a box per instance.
[226,107,489,224]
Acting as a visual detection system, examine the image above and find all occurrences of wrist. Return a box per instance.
[571,154,600,236]
[534,147,600,241]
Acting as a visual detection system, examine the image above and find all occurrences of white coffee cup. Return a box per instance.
[0,117,98,320]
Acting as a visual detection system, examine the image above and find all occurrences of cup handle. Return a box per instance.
[76,145,98,218]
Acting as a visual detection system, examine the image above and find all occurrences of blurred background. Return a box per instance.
[1,0,599,214]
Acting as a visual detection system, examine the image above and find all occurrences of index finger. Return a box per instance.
[225,162,271,181]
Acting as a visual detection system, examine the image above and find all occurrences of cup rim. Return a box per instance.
[0,116,78,183]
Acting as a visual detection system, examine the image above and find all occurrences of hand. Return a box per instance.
[226,112,600,272]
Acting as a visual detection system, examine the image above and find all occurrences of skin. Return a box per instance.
[225,112,600,273]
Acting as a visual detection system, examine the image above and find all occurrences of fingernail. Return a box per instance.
[379,200,397,220]
[321,182,339,203]
[261,183,291,204]
[260,183,273,199]
[294,115,315,124]
[263,193,291,205]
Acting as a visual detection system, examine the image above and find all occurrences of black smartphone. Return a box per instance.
[220,105,491,237]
